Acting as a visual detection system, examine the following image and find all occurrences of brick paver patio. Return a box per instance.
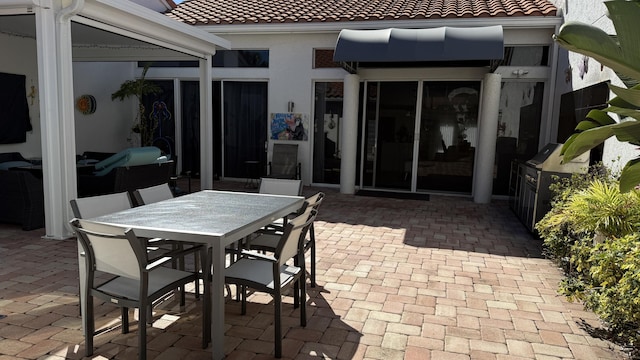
[0,181,626,359]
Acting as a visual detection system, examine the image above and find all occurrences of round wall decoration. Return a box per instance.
[76,94,97,115]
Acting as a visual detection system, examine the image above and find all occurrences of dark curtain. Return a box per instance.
[0,72,31,144]
[180,81,200,176]
[179,81,223,179]
[223,82,268,178]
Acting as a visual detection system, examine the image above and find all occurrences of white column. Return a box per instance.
[199,55,214,189]
[473,72,502,203]
[340,74,360,194]
[36,1,81,239]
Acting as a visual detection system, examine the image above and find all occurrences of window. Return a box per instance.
[314,49,341,68]
[137,61,198,68]
[137,50,270,68]
[500,46,550,66]
[213,50,269,68]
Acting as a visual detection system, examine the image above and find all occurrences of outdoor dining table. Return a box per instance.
[81,189,304,360]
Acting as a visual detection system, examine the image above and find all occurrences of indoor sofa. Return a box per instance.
[0,152,44,230]
[77,147,174,197]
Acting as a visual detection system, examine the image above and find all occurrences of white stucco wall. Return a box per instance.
[143,32,346,184]
[0,31,138,158]
[72,25,562,186]
[0,32,42,159]
[73,62,137,154]
[552,0,635,174]
[229,33,345,184]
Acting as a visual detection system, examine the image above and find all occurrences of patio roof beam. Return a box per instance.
[73,16,206,59]
[79,0,230,56]
[0,0,51,15]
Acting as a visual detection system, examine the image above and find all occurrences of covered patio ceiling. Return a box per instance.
[0,2,228,61]
[0,0,230,240]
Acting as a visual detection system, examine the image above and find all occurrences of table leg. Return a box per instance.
[212,243,225,360]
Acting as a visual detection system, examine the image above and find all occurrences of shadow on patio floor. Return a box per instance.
[0,180,626,359]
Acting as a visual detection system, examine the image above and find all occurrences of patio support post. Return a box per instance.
[34,5,59,237]
[473,72,501,203]
[36,0,83,240]
[340,73,360,194]
[199,55,214,189]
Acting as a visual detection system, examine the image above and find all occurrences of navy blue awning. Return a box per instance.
[333,26,504,63]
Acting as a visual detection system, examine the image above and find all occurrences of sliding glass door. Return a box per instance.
[416,81,480,193]
[180,80,267,179]
[363,81,418,191]
[360,80,480,193]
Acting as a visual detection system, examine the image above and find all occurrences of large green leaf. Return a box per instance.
[562,124,616,161]
[554,2,640,82]
[609,84,640,108]
[554,0,640,192]
[573,110,615,132]
[586,109,617,126]
[605,105,640,122]
[620,158,640,192]
[561,109,614,157]
[611,119,640,146]
[575,120,601,132]
[606,1,640,65]
[562,121,640,161]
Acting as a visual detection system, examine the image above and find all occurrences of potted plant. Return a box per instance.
[111,63,162,147]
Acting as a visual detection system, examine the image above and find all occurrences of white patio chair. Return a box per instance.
[131,182,174,206]
[132,183,202,278]
[258,177,303,196]
[224,207,317,358]
[70,192,170,264]
[252,177,306,252]
[249,192,324,287]
[71,218,209,360]
[70,191,133,220]
[70,191,201,308]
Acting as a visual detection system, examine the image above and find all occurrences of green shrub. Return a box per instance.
[536,163,614,266]
[536,166,640,353]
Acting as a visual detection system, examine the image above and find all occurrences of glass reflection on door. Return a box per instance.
[417,82,480,193]
[313,82,343,184]
[363,81,418,190]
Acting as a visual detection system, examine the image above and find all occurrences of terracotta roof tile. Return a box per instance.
[165,0,557,26]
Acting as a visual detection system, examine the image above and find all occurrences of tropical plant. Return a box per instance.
[553,0,640,192]
[535,163,614,264]
[111,63,162,147]
[537,176,640,353]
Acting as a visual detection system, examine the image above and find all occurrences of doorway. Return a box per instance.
[361,80,480,193]
[222,81,268,178]
[180,80,267,179]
